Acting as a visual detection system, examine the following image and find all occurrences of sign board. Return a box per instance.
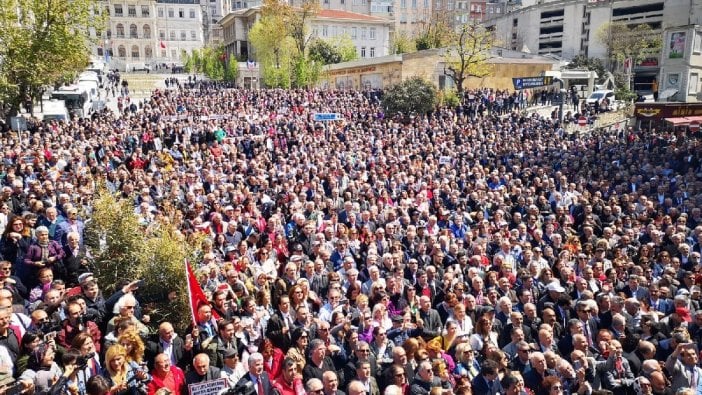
[313,113,343,122]
[512,76,554,90]
[188,378,227,395]
[690,120,700,131]
[634,103,702,119]
[578,116,587,126]
[439,156,452,165]
[10,117,27,132]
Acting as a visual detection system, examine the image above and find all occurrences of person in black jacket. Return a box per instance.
[234,353,273,395]
[185,353,221,385]
[145,322,193,370]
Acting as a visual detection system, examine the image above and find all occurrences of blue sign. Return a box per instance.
[314,113,343,121]
[512,76,554,90]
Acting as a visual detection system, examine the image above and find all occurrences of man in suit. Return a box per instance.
[265,295,293,352]
[146,322,193,370]
[417,295,442,340]
[574,300,599,347]
[602,340,636,395]
[234,353,274,395]
[54,206,85,247]
[471,360,503,395]
[523,352,553,395]
[648,284,673,316]
[622,275,650,301]
[185,353,222,385]
[352,361,379,395]
[665,342,702,393]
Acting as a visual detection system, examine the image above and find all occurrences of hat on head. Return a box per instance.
[391,315,404,323]
[546,282,565,293]
[223,348,238,358]
[78,273,94,284]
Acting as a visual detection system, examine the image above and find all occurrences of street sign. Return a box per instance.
[578,116,587,126]
[512,76,554,90]
[690,120,700,131]
[313,113,343,122]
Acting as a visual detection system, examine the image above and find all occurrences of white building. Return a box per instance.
[485,0,702,97]
[658,25,702,102]
[95,0,205,70]
[219,7,393,62]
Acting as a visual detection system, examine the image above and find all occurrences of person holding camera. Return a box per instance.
[102,344,151,395]
[57,299,102,354]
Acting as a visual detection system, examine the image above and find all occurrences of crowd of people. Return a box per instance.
[0,80,698,395]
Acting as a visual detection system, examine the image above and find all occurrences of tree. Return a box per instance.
[443,21,494,93]
[87,186,203,332]
[392,31,417,55]
[0,0,105,115]
[415,13,454,50]
[564,55,606,83]
[382,76,437,116]
[181,46,234,81]
[308,35,358,65]
[597,22,661,71]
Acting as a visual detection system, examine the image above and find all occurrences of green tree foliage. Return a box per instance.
[308,35,358,65]
[86,187,202,332]
[0,0,105,114]
[392,31,417,54]
[181,47,234,81]
[597,22,662,71]
[249,0,320,87]
[564,55,606,83]
[443,21,494,93]
[415,13,454,50]
[382,76,437,116]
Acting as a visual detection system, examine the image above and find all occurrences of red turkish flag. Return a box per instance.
[185,260,220,323]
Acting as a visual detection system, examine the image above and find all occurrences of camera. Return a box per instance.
[76,352,96,369]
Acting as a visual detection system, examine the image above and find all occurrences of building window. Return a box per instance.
[180,31,186,41]
[160,30,165,40]
[361,46,366,57]
[141,5,149,17]
[190,9,196,18]
[143,25,151,39]
[131,45,139,59]
[158,8,163,17]
[361,28,367,39]
[179,8,184,18]
[161,50,167,58]
[690,73,699,94]
[105,6,110,15]
[128,5,136,17]
[370,47,375,57]
[145,46,153,59]
[130,24,137,38]
[412,0,417,8]
[168,8,174,18]
[351,27,357,38]
[191,31,197,40]
[695,32,702,54]
[118,45,126,58]
[116,23,125,38]
[370,27,376,40]
[424,0,428,7]
[322,25,328,37]
[170,31,176,41]
[401,0,406,8]
[106,29,112,38]
[114,5,123,16]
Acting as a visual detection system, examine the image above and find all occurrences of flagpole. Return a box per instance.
[185,259,197,323]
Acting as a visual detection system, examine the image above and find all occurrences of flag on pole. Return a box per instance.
[247,60,256,70]
[160,40,167,49]
[185,260,219,323]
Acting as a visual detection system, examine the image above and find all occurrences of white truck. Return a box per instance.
[42,99,70,121]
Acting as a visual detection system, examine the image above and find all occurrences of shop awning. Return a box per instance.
[666,117,691,126]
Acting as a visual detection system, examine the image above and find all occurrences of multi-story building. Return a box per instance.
[219,7,393,61]
[485,0,702,96]
[95,0,205,70]
[658,25,702,102]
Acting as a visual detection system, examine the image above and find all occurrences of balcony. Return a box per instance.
[539,32,563,42]
[540,16,564,28]
[611,10,663,24]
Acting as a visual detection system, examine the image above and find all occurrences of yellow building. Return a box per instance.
[318,47,560,91]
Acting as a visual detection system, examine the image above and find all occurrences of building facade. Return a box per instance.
[658,25,702,102]
[95,0,205,70]
[219,7,393,62]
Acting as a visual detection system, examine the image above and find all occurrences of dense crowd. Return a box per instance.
[0,81,698,395]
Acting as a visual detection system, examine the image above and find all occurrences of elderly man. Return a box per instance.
[147,353,186,394]
[146,321,192,369]
[322,371,344,395]
[185,353,222,385]
[665,342,702,392]
[233,353,273,395]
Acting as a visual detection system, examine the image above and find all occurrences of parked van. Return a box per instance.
[42,100,70,121]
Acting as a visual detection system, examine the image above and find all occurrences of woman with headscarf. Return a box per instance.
[23,226,64,288]
[18,343,63,394]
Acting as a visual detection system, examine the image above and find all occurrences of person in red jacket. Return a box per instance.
[147,353,186,395]
[272,358,304,395]
[261,338,285,380]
